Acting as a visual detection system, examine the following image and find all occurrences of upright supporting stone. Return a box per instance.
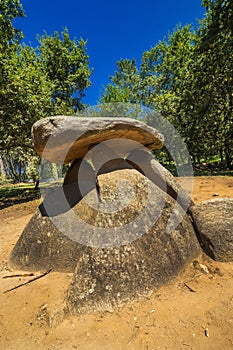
[88,143,133,175]
[126,149,193,213]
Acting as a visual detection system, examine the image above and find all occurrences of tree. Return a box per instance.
[0,0,25,100]
[0,2,92,183]
[0,45,54,152]
[102,58,144,104]
[193,0,233,169]
[38,28,92,111]
[101,25,199,165]
[101,1,233,170]
[0,0,24,48]
[0,28,92,153]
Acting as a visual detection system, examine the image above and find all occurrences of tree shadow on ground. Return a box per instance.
[0,185,40,210]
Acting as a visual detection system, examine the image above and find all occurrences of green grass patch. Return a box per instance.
[0,181,63,209]
[194,169,233,176]
[0,183,40,209]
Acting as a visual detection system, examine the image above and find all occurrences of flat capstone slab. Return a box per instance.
[32,116,164,164]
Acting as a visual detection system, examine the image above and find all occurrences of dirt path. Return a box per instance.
[0,176,232,350]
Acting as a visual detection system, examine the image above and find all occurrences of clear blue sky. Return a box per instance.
[15,0,206,106]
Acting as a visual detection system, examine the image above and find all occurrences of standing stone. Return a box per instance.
[87,143,133,175]
[126,149,193,212]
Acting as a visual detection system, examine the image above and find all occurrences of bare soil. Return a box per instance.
[0,176,233,350]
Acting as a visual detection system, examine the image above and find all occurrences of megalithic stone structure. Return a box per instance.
[9,115,205,315]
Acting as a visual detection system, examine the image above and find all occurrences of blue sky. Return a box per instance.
[15,1,206,105]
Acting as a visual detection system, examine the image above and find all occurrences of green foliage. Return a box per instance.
[101,58,142,104]
[0,28,92,153]
[0,45,54,151]
[194,0,233,169]
[101,1,233,170]
[101,84,131,103]
[0,183,40,209]
[0,0,24,48]
[25,153,40,183]
[0,1,92,183]
[0,147,39,183]
[38,28,92,111]
[101,25,198,166]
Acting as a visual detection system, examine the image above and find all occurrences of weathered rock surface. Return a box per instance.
[32,116,164,164]
[9,169,200,306]
[65,169,200,313]
[9,158,96,271]
[191,198,233,262]
[85,142,133,175]
[63,158,95,186]
[9,206,86,272]
[126,149,193,213]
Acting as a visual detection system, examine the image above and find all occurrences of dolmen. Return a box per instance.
[9,115,232,315]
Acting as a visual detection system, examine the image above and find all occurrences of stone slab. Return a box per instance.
[32,116,164,164]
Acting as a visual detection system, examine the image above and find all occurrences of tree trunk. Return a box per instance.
[224,139,233,170]
[34,179,39,190]
[52,163,58,181]
[0,154,6,183]
[225,151,233,170]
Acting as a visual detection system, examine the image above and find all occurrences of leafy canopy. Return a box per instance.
[101,0,233,169]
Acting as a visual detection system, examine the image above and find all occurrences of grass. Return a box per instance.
[194,169,233,176]
[0,183,40,209]
[0,181,63,209]
[160,162,233,177]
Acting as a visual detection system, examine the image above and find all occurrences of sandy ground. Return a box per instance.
[0,176,233,350]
